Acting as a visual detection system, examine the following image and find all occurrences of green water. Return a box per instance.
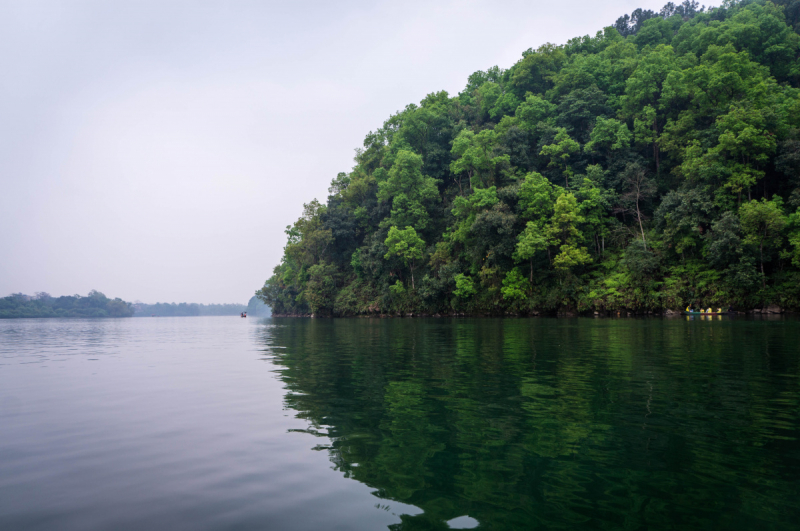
[264,317,800,530]
[1,316,797,529]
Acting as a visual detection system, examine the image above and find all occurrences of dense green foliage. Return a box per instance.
[0,291,134,318]
[259,0,800,316]
[133,301,249,317]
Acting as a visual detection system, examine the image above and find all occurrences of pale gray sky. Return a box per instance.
[1,0,667,304]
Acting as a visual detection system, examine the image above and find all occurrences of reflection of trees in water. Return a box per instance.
[260,318,800,530]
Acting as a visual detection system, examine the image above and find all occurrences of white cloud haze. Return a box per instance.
[1,0,667,303]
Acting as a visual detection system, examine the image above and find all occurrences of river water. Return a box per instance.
[1,316,798,530]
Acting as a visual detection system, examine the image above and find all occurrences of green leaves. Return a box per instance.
[705,211,743,269]
[450,186,499,245]
[518,172,561,221]
[450,130,510,190]
[378,150,439,231]
[384,226,425,263]
[302,261,338,315]
[740,198,786,251]
[261,1,800,316]
[623,44,679,111]
[284,200,333,266]
[516,94,556,131]
[552,243,592,272]
[514,191,592,276]
[550,193,586,244]
[501,269,529,301]
[514,221,550,263]
[385,226,426,290]
[453,273,477,299]
[389,280,406,296]
[585,117,632,155]
[740,197,787,287]
[539,128,580,188]
[786,209,800,268]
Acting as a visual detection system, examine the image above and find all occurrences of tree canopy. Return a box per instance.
[259,0,800,316]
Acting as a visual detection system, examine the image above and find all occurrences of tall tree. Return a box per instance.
[377,150,439,231]
[617,163,657,249]
[739,197,786,287]
[540,128,580,188]
[384,226,426,290]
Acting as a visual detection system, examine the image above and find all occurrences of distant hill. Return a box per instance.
[247,295,271,317]
[0,291,134,318]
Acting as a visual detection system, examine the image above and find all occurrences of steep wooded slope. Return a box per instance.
[259,0,800,315]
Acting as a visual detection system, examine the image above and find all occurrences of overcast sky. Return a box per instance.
[1,0,672,304]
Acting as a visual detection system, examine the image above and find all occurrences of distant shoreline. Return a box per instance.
[133,297,269,317]
[2,293,270,319]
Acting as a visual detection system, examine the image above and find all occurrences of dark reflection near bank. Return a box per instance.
[260,318,800,530]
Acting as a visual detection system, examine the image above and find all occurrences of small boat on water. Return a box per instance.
[682,306,729,315]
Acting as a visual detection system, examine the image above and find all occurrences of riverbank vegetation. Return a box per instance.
[259,0,800,316]
[0,291,134,318]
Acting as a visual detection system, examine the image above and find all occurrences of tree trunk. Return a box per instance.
[652,117,660,173]
[653,141,659,173]
[636,196,646,250]
[455,176,464,196]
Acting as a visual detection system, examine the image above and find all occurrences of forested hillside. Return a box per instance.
[0,291,134,318]
[259,0,800,316]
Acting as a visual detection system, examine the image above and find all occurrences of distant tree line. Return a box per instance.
[133,301,247,317]
[131,297,270,317]
[0,290,134,318]
[1,292,273,319]
[258,0,800,316]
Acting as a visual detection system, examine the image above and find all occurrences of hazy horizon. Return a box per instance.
[2,0,673,304]
[7,291,250,306]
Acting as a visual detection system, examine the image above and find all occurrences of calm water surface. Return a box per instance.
[1,316,798,530]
